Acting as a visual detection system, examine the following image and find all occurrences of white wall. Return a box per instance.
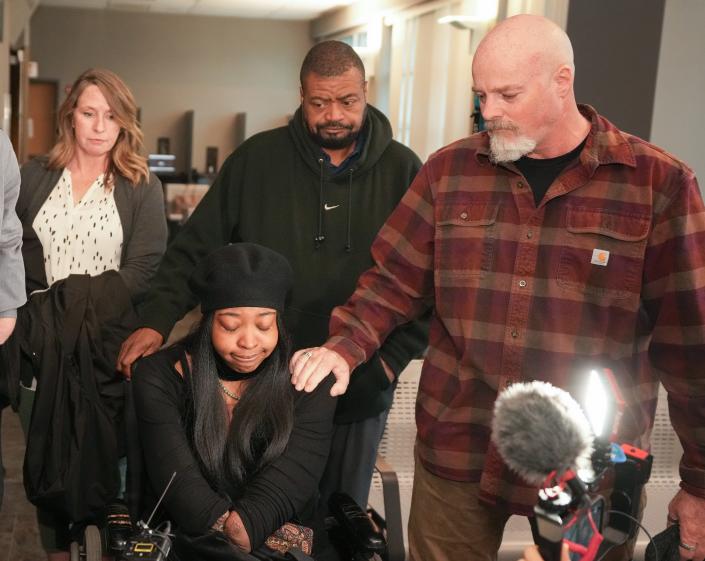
[650,0,705,189]
[30,7,312,173]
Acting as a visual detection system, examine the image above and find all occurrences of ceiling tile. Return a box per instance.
[39,0,356,18]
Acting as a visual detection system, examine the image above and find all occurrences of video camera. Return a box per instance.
[493,369,653,561]
[534,368,653,561]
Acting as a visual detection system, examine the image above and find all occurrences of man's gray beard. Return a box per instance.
[489,133,537,163]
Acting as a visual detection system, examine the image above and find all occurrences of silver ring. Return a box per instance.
[679,542,697,552]
[303,351,312,359]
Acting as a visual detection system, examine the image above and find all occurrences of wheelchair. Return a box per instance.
[68,384,388,561]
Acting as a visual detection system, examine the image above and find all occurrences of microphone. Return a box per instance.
[491,380,594,485]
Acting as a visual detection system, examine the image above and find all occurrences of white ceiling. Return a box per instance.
[39,0,357,19]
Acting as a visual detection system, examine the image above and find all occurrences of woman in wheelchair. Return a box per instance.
[132,243,339,560]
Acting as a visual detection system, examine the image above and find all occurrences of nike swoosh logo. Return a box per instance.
[324,204,340,211]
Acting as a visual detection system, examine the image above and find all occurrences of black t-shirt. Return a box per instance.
[515,138,587,206]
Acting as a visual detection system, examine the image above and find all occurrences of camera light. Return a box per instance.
[585,369,608,438]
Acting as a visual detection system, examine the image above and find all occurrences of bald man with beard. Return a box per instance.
[291,14,705,561]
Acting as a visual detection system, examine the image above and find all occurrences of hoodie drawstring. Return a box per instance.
[315,158,325,248]
[345,168,354,253]
[315,160,354,252]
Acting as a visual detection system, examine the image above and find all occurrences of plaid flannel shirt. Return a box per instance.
[326,105,705,513]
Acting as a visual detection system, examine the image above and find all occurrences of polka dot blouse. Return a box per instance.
[32,168,124,286]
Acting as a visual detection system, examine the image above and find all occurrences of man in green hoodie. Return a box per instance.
[117,40,427,516]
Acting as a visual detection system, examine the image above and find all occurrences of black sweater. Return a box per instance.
[17,157,167,302]
[137,105,428,422]
[132,346,337,551]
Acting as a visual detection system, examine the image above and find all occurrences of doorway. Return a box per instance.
[27,78,58,159]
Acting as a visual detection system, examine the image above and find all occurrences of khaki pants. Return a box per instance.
[408,459,511,561]
[407,455,645,561]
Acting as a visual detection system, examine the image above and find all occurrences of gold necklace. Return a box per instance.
[218,380,240,401]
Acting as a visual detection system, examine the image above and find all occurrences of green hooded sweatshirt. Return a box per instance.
[139,104,428,422]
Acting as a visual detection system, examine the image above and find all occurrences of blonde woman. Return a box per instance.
[15,68,167,560]
[18,68,166,298]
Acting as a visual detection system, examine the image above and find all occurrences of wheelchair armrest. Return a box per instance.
[328,492,386,556]
[373,454,406,561]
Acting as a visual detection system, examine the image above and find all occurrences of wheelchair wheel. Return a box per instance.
[84,525,102,561]
[69,541,80,561]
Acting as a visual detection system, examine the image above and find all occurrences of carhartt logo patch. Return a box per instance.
[591,249,610,266]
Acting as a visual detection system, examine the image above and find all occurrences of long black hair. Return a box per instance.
[181,312,295,498]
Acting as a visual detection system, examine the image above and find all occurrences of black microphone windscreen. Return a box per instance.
[491,381,594,485]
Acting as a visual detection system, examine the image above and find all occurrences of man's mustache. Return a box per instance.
[317,121,353,131]
[485,120,519,132]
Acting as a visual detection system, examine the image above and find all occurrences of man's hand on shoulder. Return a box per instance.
[0,317,16,345]
[290,347,350,396]
[668,489,705,561]
[116,327,164,379]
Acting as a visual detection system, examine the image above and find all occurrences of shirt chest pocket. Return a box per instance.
[436,203,499,280]
[557,207,650,300]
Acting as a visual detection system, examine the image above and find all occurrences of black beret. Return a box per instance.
[189,243,293,314]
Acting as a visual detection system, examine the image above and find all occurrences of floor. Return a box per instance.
[0,407,44,561]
